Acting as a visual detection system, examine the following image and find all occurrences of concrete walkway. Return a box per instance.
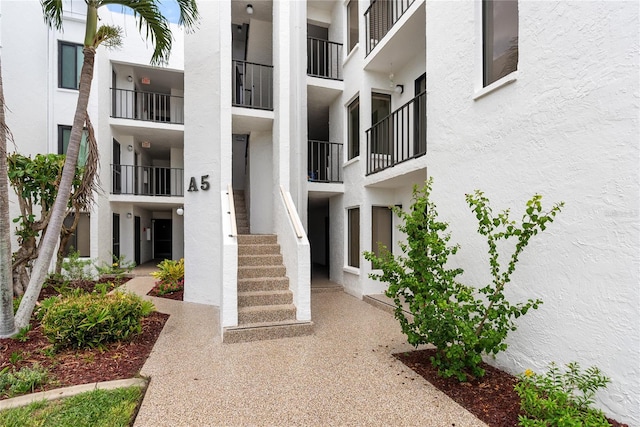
[124,275,486,427]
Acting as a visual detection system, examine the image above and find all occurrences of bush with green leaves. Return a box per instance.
[95,253,136,279]
[0,364,50,397]
[365,178,563,380]
[61,248,94,281]
[515,362,611,426]
[41,292,155,350]
[151,258,184,294]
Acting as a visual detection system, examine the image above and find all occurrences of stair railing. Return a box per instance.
[227,184,238,237]
[280,186,304,238]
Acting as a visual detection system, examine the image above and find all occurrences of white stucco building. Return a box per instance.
[1,0,638,423]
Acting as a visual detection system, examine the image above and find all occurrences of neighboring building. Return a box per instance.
[1,0,638,424]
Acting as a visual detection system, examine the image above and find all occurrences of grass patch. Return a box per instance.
[0,386,144,427]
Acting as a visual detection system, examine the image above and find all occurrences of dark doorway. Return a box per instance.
[414,73,426,155]
[112,213,120,258]
[112,139,121,194]
[134,216,141,265]
[153,219,172,260]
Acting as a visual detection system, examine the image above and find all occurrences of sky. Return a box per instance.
[106,1,181,24]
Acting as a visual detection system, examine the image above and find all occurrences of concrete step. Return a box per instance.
[238,304,297,324]
[238,277,290,292]
[237,265,286,279]
[238,254,283,267]
[237,234,277,245]
[237,228,250,235]
[238,244,281,256]
[238,290,293,307]
[223,321,314,344]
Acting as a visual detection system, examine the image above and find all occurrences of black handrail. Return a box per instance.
[232,60,274,110]
[308,140,343,183]
[365,91,426,175]
[111,164,184,197]
[307,37,343,81]
[111,88,184,124]
[365,0,415,55]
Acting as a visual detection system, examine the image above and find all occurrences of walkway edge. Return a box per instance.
[0,377,148,411]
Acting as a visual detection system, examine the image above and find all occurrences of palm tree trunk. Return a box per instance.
[0,55,17,337]
[14,47,96,330]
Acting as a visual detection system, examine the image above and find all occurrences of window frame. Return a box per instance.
[59,41,83,90]
[62,212,91,257]
[347,207,360,268]
[347,97,360,160]
[482,0,519,88]
[58,125,89,167]
[371,205,393,268]
[346,0,359,53]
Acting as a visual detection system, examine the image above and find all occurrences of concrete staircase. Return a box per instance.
[223,191,313,343]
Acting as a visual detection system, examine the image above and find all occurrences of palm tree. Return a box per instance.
[9,0,199,332]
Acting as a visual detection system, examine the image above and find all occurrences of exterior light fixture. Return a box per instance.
[127,213,132,219]
[246,4,253,14]
[176,207,184,216]
[127,144,134,152]
[395,84,404,94]
[127,75,133,82]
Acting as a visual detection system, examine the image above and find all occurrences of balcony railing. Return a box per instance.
[365,91,426,175]
[307,37,343,81]
[111,164,184,197]
[308,140,343,183]
[111,88,184,124]
[365,0,415,55]
[232,60,274,111]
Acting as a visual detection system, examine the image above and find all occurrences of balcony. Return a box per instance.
[308,140,343,183]
[111,165,184,197]
[232,60,274,111]
[365,0,416,56]
[111,88,184,124]
[365,91,426,175]
[307,38,343,81]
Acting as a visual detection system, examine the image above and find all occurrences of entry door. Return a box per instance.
[134,216,141,265]
[371,93,392,155]
[153,219,172,260]
[112,213,120,258]
[113,139,122,194]
[414,73,426,155]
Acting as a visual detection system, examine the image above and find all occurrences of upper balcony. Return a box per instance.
[111,88,184,124]
[308,140,343,183]
[232,59,274,111]
[307,37,343,81]
[365,91,426,175]
[363,0,425,72]
[111,164,184,197]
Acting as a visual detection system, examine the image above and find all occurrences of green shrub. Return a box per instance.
[94,253,136,279]
[151,258,184,294]
[365,178,563,380]
[61,249,94,281]
[0,364,50,397]
[515,362,611,426]
[41,292,155,350]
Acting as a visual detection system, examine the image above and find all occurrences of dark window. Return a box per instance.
[348,207,360,268]
[371,206,392,268]
[112,213,120,258]
[62,213,90,257]
[347,0,359,52]
[370,92,391,155]
[58,125,89,167]
[483,0,518,87]
[348,97,360,159]
[59,41,83,89]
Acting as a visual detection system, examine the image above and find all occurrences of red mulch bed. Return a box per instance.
[396,349,628,427]
[147,287,183,301]
[0,279,169,400]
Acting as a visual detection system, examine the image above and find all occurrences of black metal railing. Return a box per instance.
[111,88,184,124]
[232,60,274,110]
[365,0,415,55]
[111,164,184,197]
[365,91,426,175]
[308,140,343,183]
[307,37,343,80]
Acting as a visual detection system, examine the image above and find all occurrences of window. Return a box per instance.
[371,206,392,267]
[348,97,360,159]
[483,0,518,87]
[62,213,90,257]
[347,207,360,268]
[59,41,83,89]
[347,0,359,52]
[370,92,391,155]
[58,125,89,167]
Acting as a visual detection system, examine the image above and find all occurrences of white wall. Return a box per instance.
[248,131,274,234]
[426,1,639,423]
[246,18,273,66]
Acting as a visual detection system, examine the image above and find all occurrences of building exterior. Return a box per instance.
[1,0,638,424]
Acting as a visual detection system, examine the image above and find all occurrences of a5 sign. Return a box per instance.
[187,175,210,192]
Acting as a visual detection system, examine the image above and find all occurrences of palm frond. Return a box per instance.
[94,25,123,49]
[174,0,199,31]
[40,0,64,30]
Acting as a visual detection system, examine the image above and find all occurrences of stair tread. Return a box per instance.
[238,290,291,296]
[225,320,312,330]
[238,304,295,312]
